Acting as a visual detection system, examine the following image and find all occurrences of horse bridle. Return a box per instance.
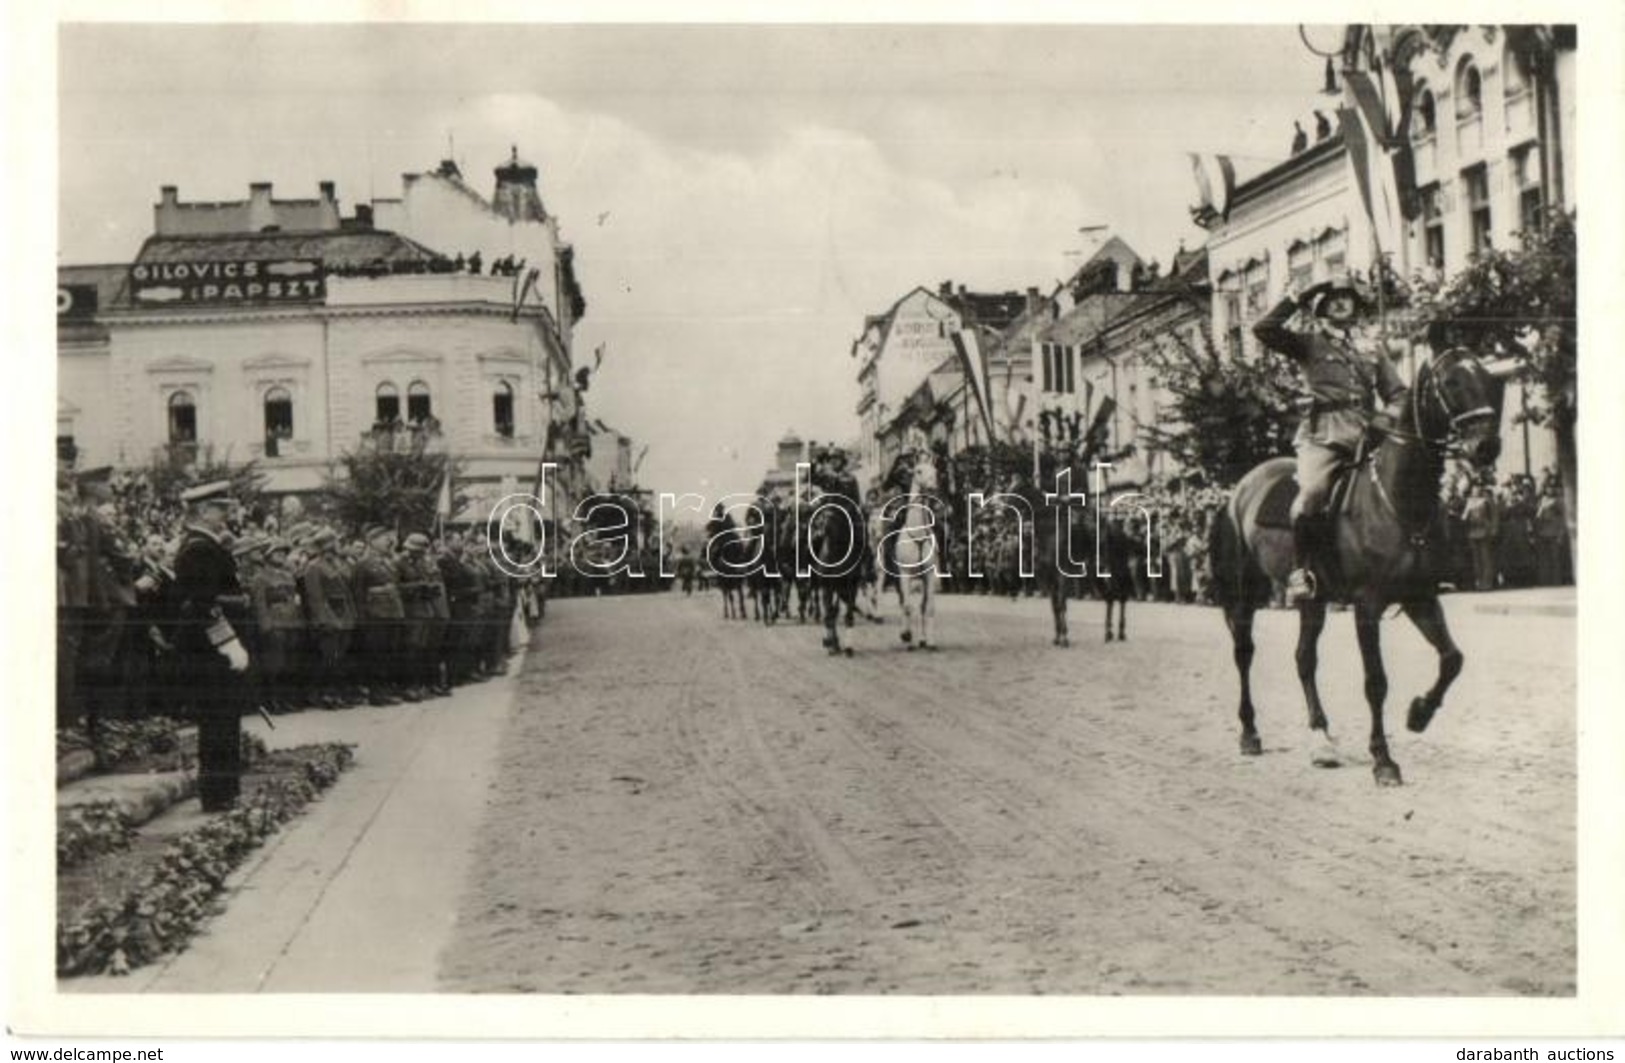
[1382,350,1496,458]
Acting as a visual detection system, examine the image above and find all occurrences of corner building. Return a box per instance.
[57,149,588,516]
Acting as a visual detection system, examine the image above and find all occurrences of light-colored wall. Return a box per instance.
[1205,149,1356,363]
[372,175,564,326]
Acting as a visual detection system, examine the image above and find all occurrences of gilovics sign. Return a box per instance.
[129,259,325,307]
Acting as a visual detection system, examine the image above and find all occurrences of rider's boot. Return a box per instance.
[1287,513,1321,605]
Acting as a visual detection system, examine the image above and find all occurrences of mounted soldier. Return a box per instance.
[1253,272,1406,604]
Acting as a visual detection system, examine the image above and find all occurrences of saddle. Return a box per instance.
[1255,451,1367,532]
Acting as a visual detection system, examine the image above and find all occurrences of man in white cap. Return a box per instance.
[173,481,251,811]
[1254,272,1406,603]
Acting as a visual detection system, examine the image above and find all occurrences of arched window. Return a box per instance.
[407,380,432,425]
[493,381,516,438]
[263,386,293,440]
[168,391,197,444]
[375,382,400,425]
[1455,59,1483,119]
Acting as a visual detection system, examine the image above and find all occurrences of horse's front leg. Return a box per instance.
[1050,579,1069,647]
[1296,600,1339,766]
[1103,598,1114,642]
[1224,603,1261,755]
[1355,601,1401,786]
[1116,592,1126,641]
[1402,596,1464,733]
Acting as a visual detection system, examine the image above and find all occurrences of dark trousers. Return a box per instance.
[190,656,244,811]
[358,619,400,686]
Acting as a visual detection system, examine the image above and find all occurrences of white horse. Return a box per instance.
[892,448,942,652]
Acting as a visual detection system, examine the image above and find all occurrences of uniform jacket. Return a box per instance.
[1253,295,1405,451]
[438,552,481,615]
[172,524,247,657]
[303,554,358,631]
[252,563,305,633]
[398,553,450,620]
[352,549,406,620]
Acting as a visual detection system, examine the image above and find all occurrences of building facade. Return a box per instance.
[56,149,590,516]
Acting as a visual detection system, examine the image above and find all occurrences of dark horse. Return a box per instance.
[1024,459,1138,647]
[804,487,866,657]
[1209,349,1505,785]
[704,510,750,620]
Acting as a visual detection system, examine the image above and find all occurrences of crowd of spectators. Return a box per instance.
[57,466,542,734]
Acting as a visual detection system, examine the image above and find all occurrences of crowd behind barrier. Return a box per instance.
[56,466,543,730]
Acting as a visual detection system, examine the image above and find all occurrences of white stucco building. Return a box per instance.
[57,149,590,511]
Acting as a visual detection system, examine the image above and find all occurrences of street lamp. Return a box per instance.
[1299,25,1346,96]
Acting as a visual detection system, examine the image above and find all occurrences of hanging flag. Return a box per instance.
[1188,153,1238,222]
[436,470,453,519]
[510,267,540,322]
[1340,69,1421,254]
[948,327,997,444]
[1081,396,1117,462]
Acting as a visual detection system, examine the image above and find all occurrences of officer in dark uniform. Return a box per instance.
[437,530,480,685]
[171,482,252,811]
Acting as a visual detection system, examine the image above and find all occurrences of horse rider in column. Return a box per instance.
[1253,271,1406,604]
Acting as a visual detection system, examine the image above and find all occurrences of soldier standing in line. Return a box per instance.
[437,531,479,685]
[171,482,252,812]
[303,528,358,708]
[398,532,451,698]
[482,530,514,676]
[352,525,408,705]
[250,539,304,714]
[1463,481,1501,592]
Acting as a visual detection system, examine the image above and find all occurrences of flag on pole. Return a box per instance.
[436,468,453,520]
[1338,67,1420,258]
[510,267,540,322]
[948,327,997,444]
[1188,153,1238,222]
[1081,396,1117,463]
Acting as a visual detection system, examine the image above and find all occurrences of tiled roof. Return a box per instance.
[133,229,444,269]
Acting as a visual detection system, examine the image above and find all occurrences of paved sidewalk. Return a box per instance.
[1458,585,1576,618]
[67,651,525,994]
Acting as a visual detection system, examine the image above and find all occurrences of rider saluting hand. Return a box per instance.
[1253,271,1407,604]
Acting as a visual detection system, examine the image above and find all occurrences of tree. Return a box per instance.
[1404,208,1578,567]
[322,431,468,536]
[144,444,268,514]
[1137,327,1304,488]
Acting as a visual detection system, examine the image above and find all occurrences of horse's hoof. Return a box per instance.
[899,631,912,644]
[1240,733,1263,756]
[1374,763,1404,787]
[1310,737,1342,768]
[1104,632,1113,642]
[844,648,855,658]
[1406,696,1436,733]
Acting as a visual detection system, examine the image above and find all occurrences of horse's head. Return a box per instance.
[907,450,939,495]
[1414,348,1504,473]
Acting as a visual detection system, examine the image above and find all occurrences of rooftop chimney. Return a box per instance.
[160,185,178,205]
[319,180,336,202]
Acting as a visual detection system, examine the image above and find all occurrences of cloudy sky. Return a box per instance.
[59,22,1330,501]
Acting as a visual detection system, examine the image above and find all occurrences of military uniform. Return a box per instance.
[1254,281,1405,600]
[352,530,406,703]
[398,534,450,694]
[438,542,481,683]
[250,543,304,712]
[303,533,358,704]
[172,486,251,811]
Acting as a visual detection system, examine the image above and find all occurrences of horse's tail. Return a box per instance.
[1208,497,1270,609]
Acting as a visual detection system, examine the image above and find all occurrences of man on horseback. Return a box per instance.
[1254,272,1406,604]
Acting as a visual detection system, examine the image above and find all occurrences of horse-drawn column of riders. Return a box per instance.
[693,269,1516,785]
